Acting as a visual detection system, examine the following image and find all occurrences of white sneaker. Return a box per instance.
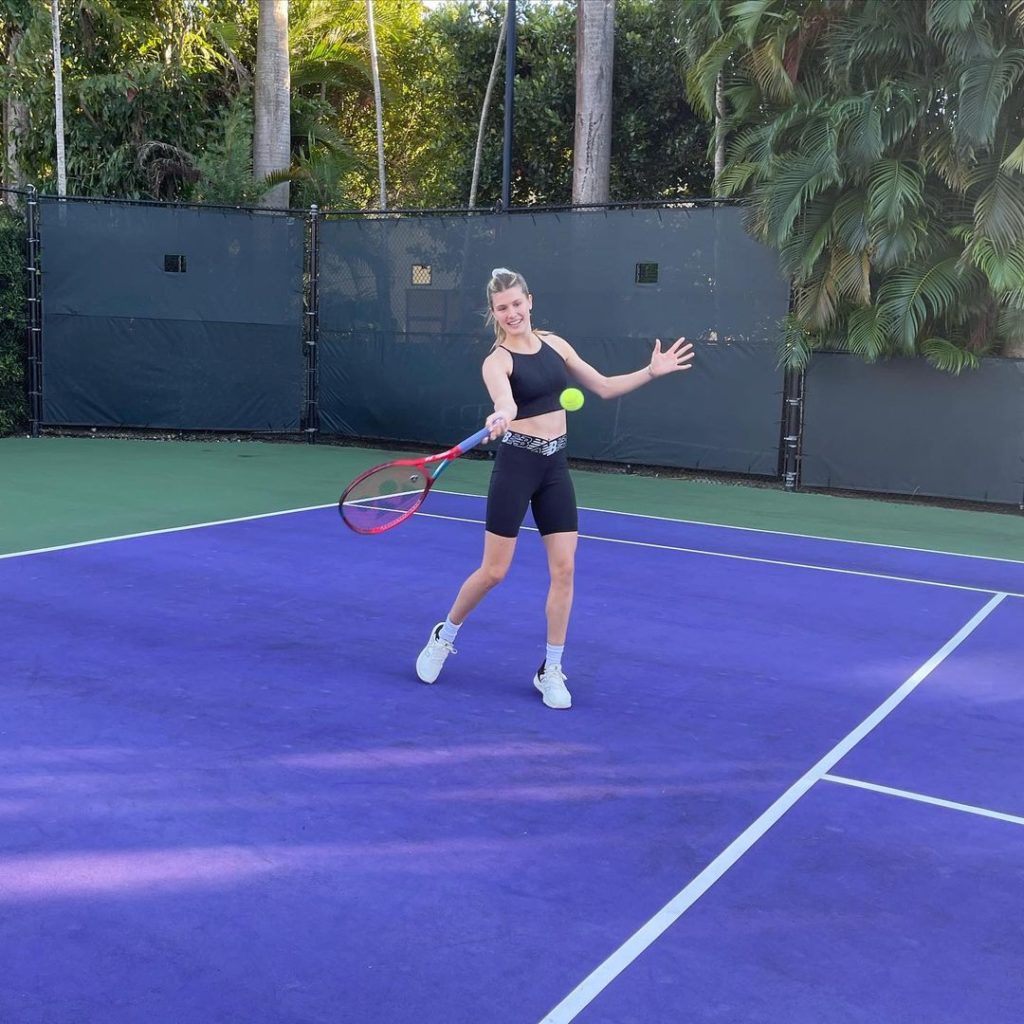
[533,662,571,709]
[416,623,456,683]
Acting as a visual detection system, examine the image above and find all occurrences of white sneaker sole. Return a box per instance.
[533,674,571,709]
[416,624,450,684]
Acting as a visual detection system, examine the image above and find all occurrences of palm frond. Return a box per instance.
[779,193,839,276]
[1011,0,1024,36]
[973,168,1024,253]
[824,7,924,80]
[291,57,373,93]
[677,0,726,64]
[755,152,840,246]
[926,0,980,35]
[686,33,741,120]
[727,123,779,165]
[928,1,994,64]
[832,189,871,251]
[966,236,1024,292]
[839,98,884,170]
[260,167,298,188]
[749,30,795,105]
[867,159,924,228]
[876,254,981,351]
[716,161,765,196]
[1000,287,1024,310]
[1001,135,1024,173]
[955,48,1024,149]
[727,0,780,47]
[777,312,815,370]
[877,81,925,147]
[832,245,872,305]
[798,111,841,179]
[727,102,810,163]
[920,123,976,191]
[995,303,1024,343]
[845,303,890,360]
[920,337,981,372]
[723,80,764,122]
[794,263,839,329]
[290,110,351,156]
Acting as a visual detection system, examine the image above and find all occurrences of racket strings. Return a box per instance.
[341,464,430,533]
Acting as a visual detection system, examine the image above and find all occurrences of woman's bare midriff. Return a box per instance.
[508,408,568,441]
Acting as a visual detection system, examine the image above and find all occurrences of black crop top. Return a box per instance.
[501,335,570,418]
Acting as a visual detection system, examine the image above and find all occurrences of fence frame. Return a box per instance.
[6,185,1020,512]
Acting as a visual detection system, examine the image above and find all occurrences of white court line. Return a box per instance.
[537,592,1007,1024]
[822,774,1024,828]
[436,488,1024,566]
[6,503,1022,599]
[0,503,335,560]
[407,511,1024,599]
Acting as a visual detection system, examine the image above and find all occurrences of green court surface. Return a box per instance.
[2,435,1023,560]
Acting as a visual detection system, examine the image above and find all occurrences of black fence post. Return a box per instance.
[302,203,321,443]
[25,185,43,437]
[780,366,805,491]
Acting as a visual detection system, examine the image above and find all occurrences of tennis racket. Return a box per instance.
[339,426,493,534]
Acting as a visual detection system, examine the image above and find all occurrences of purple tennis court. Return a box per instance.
[2,491,1022,1023]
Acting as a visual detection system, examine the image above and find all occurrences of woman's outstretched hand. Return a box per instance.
[649,337,695,378]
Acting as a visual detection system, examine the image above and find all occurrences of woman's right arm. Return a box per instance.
[482,349,517,438]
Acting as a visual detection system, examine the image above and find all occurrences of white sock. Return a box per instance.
[545,642,565,669]
[439,618,461,644]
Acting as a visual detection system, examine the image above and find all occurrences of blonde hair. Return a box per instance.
[486,267,531,348]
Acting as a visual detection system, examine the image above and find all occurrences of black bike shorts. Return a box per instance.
[485,432,578,538]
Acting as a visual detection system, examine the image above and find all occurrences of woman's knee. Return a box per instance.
[547,554,575,587]
[478,561,510,589]
[478,533,516,588]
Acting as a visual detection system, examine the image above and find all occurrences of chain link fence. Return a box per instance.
[3,187,1021,509]
[0,188,31,435]
[317,203,789,475]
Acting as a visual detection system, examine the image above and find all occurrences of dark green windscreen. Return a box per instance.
[40,199,304,431]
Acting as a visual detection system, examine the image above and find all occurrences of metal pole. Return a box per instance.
[26,185,42,437]
[781,367,804,492]
[500,0,516,210]
[302,204,320,444]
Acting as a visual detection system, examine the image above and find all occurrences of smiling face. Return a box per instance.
[490,285,533,340]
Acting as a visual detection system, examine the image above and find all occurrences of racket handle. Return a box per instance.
[454,426,493,454]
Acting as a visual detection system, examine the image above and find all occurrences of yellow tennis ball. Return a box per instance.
[559,387,585,412]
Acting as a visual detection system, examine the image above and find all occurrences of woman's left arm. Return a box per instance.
[552,335,695,400]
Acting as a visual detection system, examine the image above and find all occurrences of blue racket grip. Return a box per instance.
[430,426,494,483]
[456,426,493,454]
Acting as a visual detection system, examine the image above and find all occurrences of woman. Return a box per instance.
[416,267,694,709]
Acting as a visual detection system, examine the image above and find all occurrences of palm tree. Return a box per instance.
[2,9,30,203]
[254,0,291,208]
[680,0,1024,367]
[572,0,615,204]
[366,0,386,209]
[49,0,66,195]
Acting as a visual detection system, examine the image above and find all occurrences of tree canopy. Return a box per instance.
[680,0,1024,367]
[0,0,710,207]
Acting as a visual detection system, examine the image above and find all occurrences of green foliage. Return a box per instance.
[191,93,264,205]
[4,0,256,198]
[611,0,714,201]
[341,0,711,208]
[4,0,712,211]
[681,0,1024,369]
[0,204,27,435]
